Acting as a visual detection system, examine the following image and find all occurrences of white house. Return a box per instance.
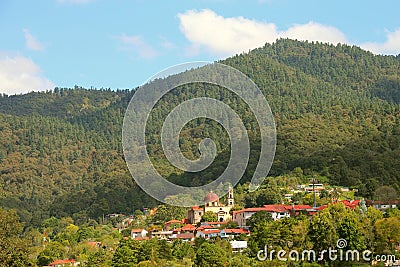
[230,240,248,253]
[131,228,148,239]
[233,204,294,228]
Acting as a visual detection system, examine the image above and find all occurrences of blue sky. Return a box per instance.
[0,0,399,95]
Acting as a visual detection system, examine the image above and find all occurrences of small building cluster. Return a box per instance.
[188,186,234,224]
[233,204,314,228]
[43,259,79,267]
[129,188,369,245]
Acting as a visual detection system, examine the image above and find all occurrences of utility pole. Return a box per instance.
[311,176,317,208]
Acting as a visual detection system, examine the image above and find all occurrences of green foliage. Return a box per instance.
[37,241,67,266]
[151,205,186,225]
[1,39,400,226]
[374,217,400,253]
[0,208,33,267]
[308,203,365,261]
[246,210,273,230]
[171,239,195,260]
[194,242,228,267]
[86,249,110,267]
[201,211,218,222]
[374,185,398,201]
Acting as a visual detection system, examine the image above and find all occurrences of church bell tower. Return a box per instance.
[227,186,234,207]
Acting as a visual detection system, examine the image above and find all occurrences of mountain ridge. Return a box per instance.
[1,39,400,225]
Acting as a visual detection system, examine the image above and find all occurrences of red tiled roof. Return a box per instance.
[131,228,145,233]
[164,219,182,226]
[233,207,266,214]
[177,233,194,239]
[49,259,75,265]
[366,199,400,205]
[263,204,288,212]
[196,225,215,231]
[223,228,249,234]
[234,204,289,214]
[201,229,221,234]
[204,191,219,203]
[284,205,313,210]
[181,224,196,231]
[191,206,203,211]
[317,200,361,211]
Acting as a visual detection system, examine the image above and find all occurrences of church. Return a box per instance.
[188,186,234,224]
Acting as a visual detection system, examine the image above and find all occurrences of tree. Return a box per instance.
[330,187,342,202]
[151,205,186,224]
[171,239,194,260]
[374,217,400,254]
[86,249,110,267]
[246,210,272,230]
[386,208,400,219]
[319,189,330,199]
[0,208,32,267]
[201,211,218,222]
[361,206,383,249]
[308,203,365,260]
[221,220,238,229]
[256,188,283,206]
[194,242,228,267]
[111,239,141,266]
[374,186,398,202]
[37,241,66,266]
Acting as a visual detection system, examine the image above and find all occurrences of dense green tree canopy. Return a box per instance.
[1,39,400,225]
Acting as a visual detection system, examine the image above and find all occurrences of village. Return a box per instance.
[110,183,398,253]
[39,178,400,267]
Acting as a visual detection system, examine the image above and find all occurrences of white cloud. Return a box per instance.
[118,34,158,59]
[23,29,45,51]
[361,28,400,55]
[281,22,347,44]
[0,52,54,95]
[178,9,348,56]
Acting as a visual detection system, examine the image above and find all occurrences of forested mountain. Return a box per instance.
[1,39,400,225]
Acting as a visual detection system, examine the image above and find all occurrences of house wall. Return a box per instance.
[188,209,204,224]
[204,206,232,222]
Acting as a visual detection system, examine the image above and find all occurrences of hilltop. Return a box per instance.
[1,39,400,225]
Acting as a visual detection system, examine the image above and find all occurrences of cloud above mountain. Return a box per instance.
[178,9,400,56]
[0,52,54,95]
[178,9,348,56]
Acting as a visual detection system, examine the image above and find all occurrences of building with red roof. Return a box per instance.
[131,228,148,240]
[181,224,196,232]
[188,187,235,224]
[317,200,361,211]
[233,204,291,227]
[196,229,222,239]
[233,204,318,227]
[366,199,399,210]
[47,259,79,267]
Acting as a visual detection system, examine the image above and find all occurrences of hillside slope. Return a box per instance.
[1,39,400,225]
